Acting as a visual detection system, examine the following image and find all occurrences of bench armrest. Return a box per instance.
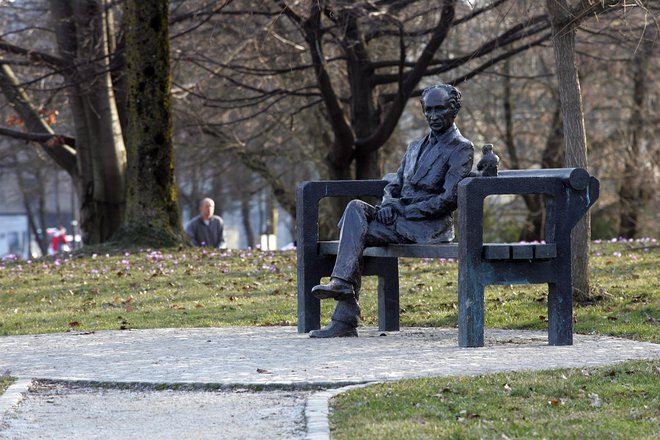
[296,180,388,248]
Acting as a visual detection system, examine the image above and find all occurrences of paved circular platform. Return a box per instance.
[1,327,658,440]
[1,327,657,386]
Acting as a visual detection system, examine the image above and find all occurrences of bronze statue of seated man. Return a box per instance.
[310,83,475,338]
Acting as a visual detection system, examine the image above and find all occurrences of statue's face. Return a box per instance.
[422,88,455,134]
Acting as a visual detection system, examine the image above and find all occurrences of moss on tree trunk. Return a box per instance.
[121,0,186,247]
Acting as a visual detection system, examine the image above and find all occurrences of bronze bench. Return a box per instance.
[296,168,599,347]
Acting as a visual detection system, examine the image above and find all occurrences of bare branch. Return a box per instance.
[0,126,76,148]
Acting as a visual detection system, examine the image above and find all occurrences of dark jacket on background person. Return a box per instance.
[185,215,226,248]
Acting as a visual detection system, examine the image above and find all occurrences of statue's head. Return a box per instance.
[420,84,461,134]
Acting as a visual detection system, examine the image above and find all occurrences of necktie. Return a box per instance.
[416,134,435,169]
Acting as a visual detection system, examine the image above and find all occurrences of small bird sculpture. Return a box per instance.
[477,144,499,177]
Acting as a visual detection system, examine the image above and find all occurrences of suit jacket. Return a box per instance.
[381,124,474,243]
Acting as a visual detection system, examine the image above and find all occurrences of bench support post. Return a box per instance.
[376,258,400,331]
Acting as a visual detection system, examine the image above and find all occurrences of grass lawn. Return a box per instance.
[0,374,14,395]
[0,238,657,437]
[0,240,657,341]
[330,359,659,440]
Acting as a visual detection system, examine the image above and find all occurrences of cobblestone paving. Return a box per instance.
[1,327,657,386]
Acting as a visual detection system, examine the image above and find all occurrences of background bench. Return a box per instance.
[296,168,599,347]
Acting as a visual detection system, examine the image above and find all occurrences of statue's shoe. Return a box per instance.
[309,320,358,338]
[311,278,354,300]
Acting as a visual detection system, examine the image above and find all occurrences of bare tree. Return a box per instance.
[546,0,593,302]
[0,0,209,246]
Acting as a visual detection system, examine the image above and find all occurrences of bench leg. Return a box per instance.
[377,258,400,332]
[547,280,573,345]
[297,255,335,333]
[297,272,321,333]
[458,278,485,348]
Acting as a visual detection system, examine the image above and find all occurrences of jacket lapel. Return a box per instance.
[410,125,459,184]
[403,136,426,179]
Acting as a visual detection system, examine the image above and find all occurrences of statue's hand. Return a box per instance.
[376,206,396,225]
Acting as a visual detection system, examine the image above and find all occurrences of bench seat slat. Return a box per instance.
[319,241,557,261]
[319,241,459,259]
[483,243,557,260]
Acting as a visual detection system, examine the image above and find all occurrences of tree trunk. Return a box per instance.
[343,13,381,180]
[122,0,186,246]
[240,193,255,249]
[0,64,78,177]
[546,0,591,302]
[50,0,127,244]
[618,32,653,238]
[15,164,49,256]
[502,60,556,242]
[520,101,565,241]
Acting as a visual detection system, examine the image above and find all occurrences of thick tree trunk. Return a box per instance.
[122,0,186,246]
[618,33,653,238]
[343,14,381,180]
[546,0,591,302]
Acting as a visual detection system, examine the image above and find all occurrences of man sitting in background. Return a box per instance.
[185,198,226,248]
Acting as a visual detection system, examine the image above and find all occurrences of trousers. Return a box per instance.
[331,200,412,295]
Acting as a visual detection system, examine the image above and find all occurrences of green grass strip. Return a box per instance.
[330,359,659,440]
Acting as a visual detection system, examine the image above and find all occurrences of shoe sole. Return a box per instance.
[311,287,353,301]
[309,330,358,338]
